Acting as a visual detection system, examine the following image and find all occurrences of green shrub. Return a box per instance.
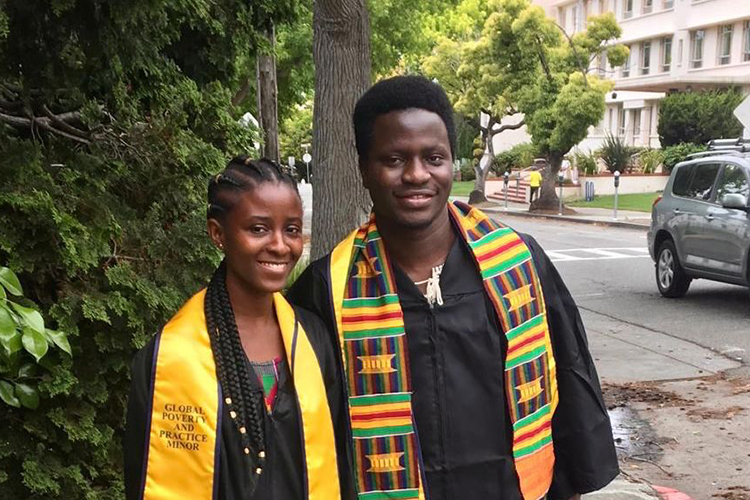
[0,0,277,497]
[662,143,708,172]
[572,150,598,175]
[0,267,72,411]
[658,89,744,147]
[460,161,477,181]
[598,134,634,173]
[493,142,538,175]
[636,149,666,174]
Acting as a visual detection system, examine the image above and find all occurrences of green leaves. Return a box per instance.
[22,328,49,362]
[0,380,20,408]
[0,266,23,296]
[0,265,71,415]
[15,382,40,410]
[0,380,40,409]
[11,302,45,334]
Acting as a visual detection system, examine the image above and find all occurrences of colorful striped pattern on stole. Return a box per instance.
[339,222,423,500]
[448,201,559,500]
[335,202,558,500]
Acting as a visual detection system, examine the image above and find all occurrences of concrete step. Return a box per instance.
[488,192,529,204]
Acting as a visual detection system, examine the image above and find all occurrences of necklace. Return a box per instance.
[414,264,444,307]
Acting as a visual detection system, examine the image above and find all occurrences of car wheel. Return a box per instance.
[656,240,691,298]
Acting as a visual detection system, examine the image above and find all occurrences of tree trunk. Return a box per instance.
[310,0,372,259]
[531,153,563,211]
[257,24,280,161]
[470,123,494,204]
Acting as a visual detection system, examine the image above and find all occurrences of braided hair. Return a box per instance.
[204,156,299,474]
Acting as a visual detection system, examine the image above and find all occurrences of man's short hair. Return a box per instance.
[353,75,456,161]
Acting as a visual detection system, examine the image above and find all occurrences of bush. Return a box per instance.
[493,142,538,175]
[658,89,744,147]
[0,0,271,497]
[636,149,666,174]
[460,161,477,181]
[662,143,708,172]
[598,134,634,173]
[572,150,598,175]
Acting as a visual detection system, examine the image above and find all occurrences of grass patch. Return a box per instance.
[568,192,660,212]
[450,181,475,197]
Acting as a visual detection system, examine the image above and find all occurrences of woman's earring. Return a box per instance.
[218,243,224,251]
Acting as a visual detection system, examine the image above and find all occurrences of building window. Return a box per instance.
[623,0,633,19]
[663,0,674,8]
[572,5,579,32]
[717,24,733,65]
[690,30,705,69]
[618,107,626,137]
[622,45,631,77]
[641,41,651,75]
[662,36,673,72]
[743,21,750,62]
[643,0,653,14]
[677,38,684,67]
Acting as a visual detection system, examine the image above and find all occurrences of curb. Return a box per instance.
[482,207,650,231]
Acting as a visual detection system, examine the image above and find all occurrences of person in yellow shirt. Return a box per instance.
[528,166,543,203]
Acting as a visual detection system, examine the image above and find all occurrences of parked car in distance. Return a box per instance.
[648,140,750,300]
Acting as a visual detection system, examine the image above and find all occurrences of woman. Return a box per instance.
[124,157,352,499]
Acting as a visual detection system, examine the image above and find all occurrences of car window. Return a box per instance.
[715,164,750,203]
[685,162,721,201]
[671,164,694,197]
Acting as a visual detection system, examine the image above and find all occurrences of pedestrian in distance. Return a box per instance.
[289,75,619,500]
[528,161,544,203]
[124,156,354,499]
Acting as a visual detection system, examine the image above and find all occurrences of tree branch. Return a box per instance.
[489,118,526,137]
[554,22,590,87]
[41,106,90,140]
[0,111,91,145]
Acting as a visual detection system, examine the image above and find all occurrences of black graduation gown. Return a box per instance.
[123,304,356,500]
[287,229,619,500]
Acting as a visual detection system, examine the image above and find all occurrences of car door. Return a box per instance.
[703,163,750,277]
[680,161,722,271]
[664,163,696,258]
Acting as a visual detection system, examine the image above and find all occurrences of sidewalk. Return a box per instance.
[451,196,651,230]
[583,477,660,499]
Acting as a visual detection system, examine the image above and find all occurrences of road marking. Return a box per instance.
[546,247,651,263]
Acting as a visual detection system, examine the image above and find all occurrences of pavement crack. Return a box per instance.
[578,305,745,368]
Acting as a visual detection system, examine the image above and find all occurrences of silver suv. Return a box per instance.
[648,142,750,299]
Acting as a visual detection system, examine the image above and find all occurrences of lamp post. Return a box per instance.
[613,170,621,220]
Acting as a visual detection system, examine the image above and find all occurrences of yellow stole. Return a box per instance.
[141,290,340,499]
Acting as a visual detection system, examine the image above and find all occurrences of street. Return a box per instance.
[496,214,750,372]
[493,213,750,500]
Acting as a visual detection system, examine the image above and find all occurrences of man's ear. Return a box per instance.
[207,218,225,250]
[358,159,370,190]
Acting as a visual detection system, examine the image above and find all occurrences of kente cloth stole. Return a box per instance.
[141,290,340,500]
[330,201,558,500]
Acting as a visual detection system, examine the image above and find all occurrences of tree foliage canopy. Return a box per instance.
[657,89,744,147]
[0,1,298,497]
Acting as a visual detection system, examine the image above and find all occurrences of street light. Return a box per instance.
[613,170,621,220]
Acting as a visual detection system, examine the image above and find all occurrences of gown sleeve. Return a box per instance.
[123,339,156,500]
[521,234,620,499]
[287,256,337,333]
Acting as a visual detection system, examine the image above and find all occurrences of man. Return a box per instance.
[289,76,618,500]
[528,161,544,203]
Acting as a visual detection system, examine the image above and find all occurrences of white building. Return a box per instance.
[506,0,750,152]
